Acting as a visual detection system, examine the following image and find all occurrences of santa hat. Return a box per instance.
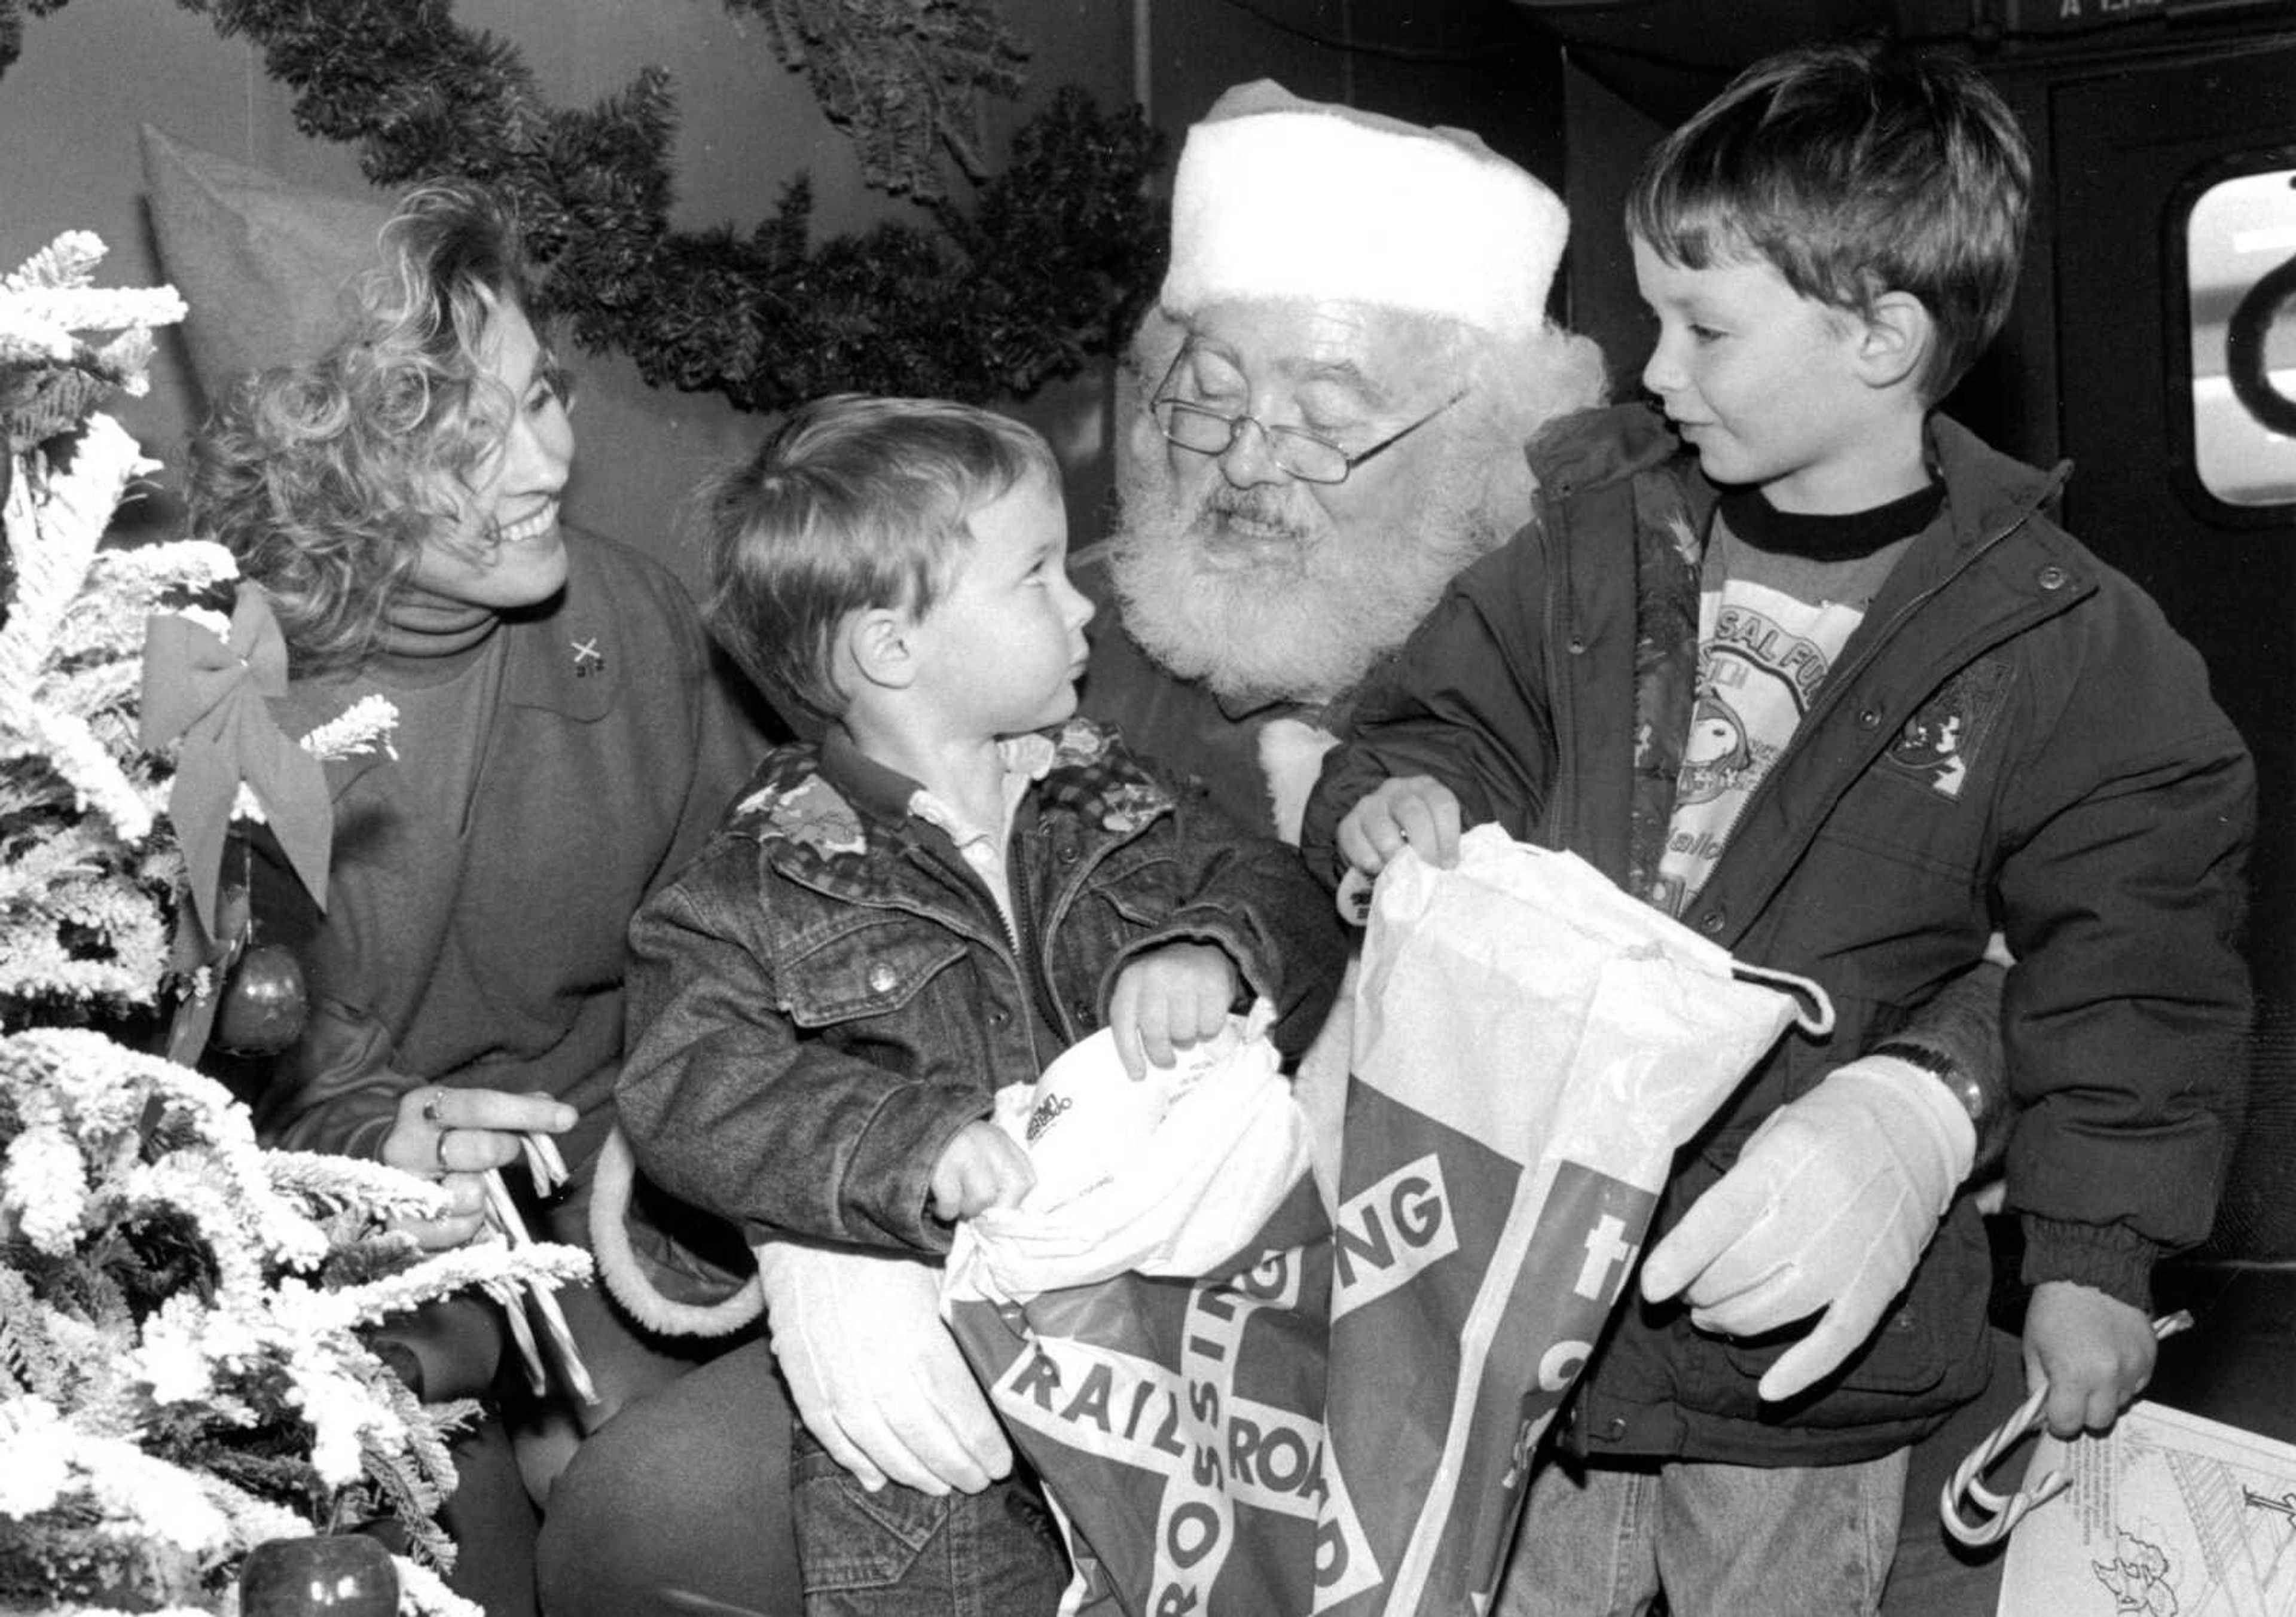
[1159,80,1569,337]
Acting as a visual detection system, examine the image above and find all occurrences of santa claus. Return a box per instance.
[1082,79,1605,840]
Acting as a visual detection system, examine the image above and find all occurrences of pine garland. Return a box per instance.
[738,0,1027,200]
[0,0,1167,411]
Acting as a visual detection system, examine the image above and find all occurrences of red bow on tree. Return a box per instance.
[139,589,331,939]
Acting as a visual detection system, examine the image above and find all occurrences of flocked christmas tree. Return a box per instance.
[0,233,590,1616]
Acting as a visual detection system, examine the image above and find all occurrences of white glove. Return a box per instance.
[752,1240,1011,1495]
[1639,1054,1977,1403]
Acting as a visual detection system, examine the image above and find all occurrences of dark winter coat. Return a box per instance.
[1305,404,2254,1465]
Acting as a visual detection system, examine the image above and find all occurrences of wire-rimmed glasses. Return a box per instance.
[1147,349,1464,485]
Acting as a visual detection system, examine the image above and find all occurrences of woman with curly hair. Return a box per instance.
[188,179,795,1616]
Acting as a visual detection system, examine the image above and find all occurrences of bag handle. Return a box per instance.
[1731,960,1835,1037]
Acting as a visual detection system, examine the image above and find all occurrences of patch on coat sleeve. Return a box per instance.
[740,776,866,855]
[1880,659,2011,802]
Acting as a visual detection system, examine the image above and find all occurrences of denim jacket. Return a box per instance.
[618,715,1347,1256]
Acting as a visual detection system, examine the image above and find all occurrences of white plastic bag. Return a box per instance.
[945,999,1311,1303]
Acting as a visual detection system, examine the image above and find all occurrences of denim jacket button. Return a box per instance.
[866,963,898,995]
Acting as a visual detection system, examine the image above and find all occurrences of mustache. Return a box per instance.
[1198,484,1313,538]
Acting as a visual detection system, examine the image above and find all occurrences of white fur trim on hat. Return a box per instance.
[1160,80,1568,335]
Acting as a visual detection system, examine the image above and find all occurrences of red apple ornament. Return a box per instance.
[215,942,309,1055]
[237,1534,399,1616]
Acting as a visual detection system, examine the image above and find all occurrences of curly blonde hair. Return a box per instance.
[186,179,563,673]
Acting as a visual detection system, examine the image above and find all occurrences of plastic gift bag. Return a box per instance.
[944,828,1828,1616]
[954,999,1314,1297]
[1317,826,1827,1615]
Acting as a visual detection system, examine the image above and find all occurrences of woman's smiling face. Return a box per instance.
[412,298,575,610]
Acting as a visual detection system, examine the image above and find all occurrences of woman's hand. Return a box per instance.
[383,1085,577,1250]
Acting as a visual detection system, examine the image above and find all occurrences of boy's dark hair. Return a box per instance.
[1627,41,2032,402]
[699,394,1060,727]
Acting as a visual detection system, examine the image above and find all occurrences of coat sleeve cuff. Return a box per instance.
[845,1083,994,1254]
[2019,1216,2161,1312]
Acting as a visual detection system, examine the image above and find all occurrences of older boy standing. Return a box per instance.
[1307,43,2252,1615]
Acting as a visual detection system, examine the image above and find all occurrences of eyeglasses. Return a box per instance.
[1147,351,1465,486]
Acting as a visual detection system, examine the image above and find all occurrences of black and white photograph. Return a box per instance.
[2,3,2291,1613]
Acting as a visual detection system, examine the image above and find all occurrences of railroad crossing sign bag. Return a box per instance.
[942,828,1828,1616]
[1321,830,1827,1615]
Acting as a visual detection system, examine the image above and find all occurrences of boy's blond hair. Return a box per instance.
[700,394,1058,727]
[1628,41,2031,403]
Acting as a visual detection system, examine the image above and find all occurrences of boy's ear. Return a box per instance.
[844,606,918,692]
[1854,291,1933,391]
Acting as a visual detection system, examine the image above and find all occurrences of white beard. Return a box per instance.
[1107,442,1500,708]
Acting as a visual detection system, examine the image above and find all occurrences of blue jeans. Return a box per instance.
[1495,1450,1909,1617]
[789,1425,1068,1617]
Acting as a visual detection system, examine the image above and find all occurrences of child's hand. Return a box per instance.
[2023,1279,2157,1438]
[1108,943,1241,1080]
[1336,776,1463,878]
[929,1121,1036,1221]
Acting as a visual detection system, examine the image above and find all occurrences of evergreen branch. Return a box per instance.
[4,0,1163,408]
[734,0,1027,198]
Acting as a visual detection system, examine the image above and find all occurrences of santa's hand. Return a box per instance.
[1641,1054,1976,1402]
[753,1241,1012,1495]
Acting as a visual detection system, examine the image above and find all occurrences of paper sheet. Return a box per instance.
[1999,1399,2296,1616]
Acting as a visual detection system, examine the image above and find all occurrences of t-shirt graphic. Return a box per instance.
[1653,578,1866,916]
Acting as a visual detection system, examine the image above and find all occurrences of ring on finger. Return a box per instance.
[419,1089,446,1125]
[433,1127,453,1174]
